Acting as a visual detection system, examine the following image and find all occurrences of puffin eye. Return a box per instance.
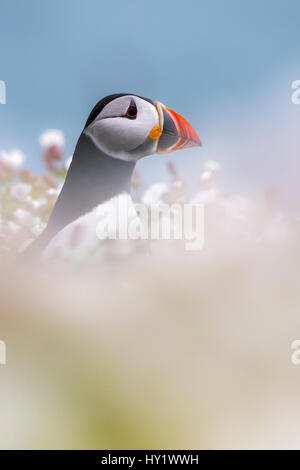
[125,99,137,119]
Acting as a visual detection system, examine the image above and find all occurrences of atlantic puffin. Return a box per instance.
[20,93,201,262]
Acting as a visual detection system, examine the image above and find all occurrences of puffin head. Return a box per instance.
[83,93,201,162]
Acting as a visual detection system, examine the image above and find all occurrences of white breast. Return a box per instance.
[43,192,139,260]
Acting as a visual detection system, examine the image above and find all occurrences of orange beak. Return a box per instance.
[156,103,202,154]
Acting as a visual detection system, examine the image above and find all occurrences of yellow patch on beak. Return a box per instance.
[149,125,162,140]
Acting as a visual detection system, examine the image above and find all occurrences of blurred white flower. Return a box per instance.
[198,161,221,192]
[31,218,45,238]
[192,188,219,205]
[13,209,36,228]
[10,183,32,203]
[193,161,221,205]
[47,185,63,197]
[173,180,184,189]
[0,149,25,167]
[7,221,21,234]
[204,160,221,172]
[29,197,46,210]
[194,169,218,203]
[141,183,169,205]
[200,170,214,183]
[39,129,65,148]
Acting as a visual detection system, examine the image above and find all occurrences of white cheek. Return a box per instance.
[85,97,160,161]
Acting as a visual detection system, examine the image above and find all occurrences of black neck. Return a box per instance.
[46,133,136,236]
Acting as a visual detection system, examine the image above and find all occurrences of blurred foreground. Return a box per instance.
[0,133,300,449]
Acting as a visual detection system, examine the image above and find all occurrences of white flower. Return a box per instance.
[31,218,45,238]
[29,197,46,210]
[221,195,254,222]
[0,149,25,167]
[141,183,169,205]
[200,170,213,183]
[39,129,65,148]
[10,183,32,202]
[203,160,221,172]
[13,209,36,228]
[7,221,21,234]
[262,213,294,243]
[46,185,63,197]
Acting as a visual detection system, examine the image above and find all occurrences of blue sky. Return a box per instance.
[1,0,300,204]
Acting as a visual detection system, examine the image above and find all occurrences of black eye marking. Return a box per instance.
[125,99,137,119]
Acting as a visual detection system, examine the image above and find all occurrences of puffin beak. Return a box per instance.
[156,103,202,154]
